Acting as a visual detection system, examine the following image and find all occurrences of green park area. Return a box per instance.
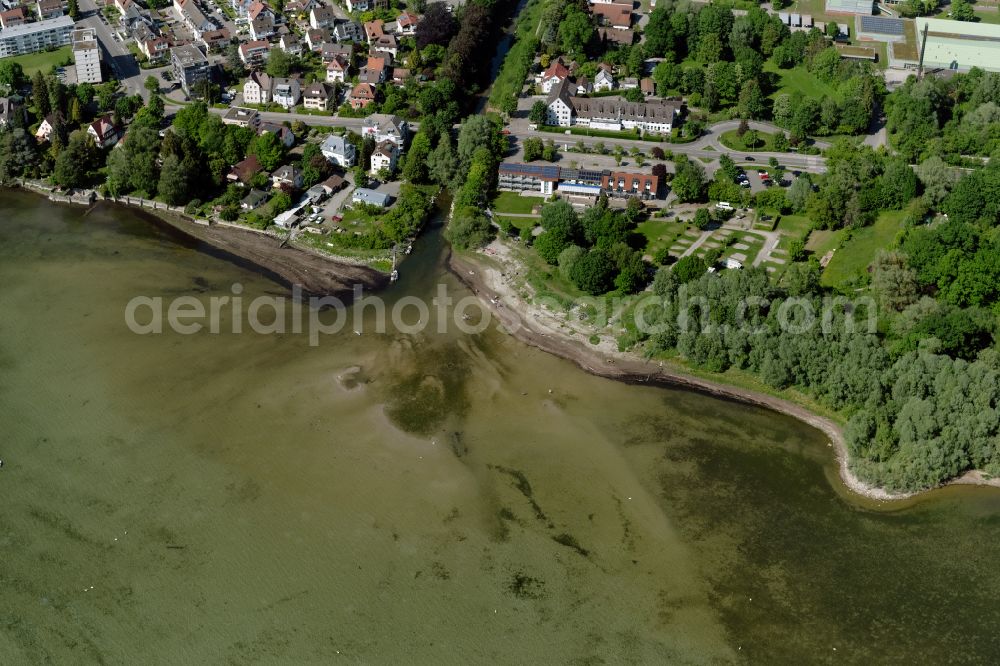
[818,210,907,289]
[5,47,72,77]
[492,191,543,215]
[720,128,786,152]
[763,61,841,102]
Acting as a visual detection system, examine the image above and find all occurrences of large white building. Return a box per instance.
[545,79,682,135]
[72,28,102,84]
[0,14,73,58]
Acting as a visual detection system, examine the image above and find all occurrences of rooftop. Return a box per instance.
[0,13,72,37]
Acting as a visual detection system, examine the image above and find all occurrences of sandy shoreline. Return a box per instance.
[67,193,390,300]
[448,242,1000,503]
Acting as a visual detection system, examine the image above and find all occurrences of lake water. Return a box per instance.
[2,190,999,664]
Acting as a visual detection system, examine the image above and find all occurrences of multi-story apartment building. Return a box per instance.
[72,28,102,84]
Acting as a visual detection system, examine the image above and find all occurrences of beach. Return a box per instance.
[448,240,1000,503]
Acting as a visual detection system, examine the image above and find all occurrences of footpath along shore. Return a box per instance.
[14,183,388,300]
[448,240,1000,503]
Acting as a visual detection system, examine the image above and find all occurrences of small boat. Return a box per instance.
[390,269,399,282]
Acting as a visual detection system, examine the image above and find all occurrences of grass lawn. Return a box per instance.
[717,231,765,267]
[7,47,72,76]
[776,214,813,241]
[492,191,543,215]
[635,218,686,256]
[720,129,786,152]
[820,210,907,289]
[497,214,537,231]
[763,61,841,102]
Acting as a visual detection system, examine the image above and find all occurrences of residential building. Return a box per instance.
[594,64,615,91]
[141,36,171,62]
[248,12,275,40]
[272,164,304,189]
[239,39,271,66]
[320,134,356,167]
[241,188,269,210]
[258,121,295,147]
[279,33,302,56]
[173,0,216,39]
[369,140,398,175]
[72,28,102,85]
[363,19,383,40]
[87,115,119,149]
[575,77,591,95]
[228,154,263,185]
[201,28,231,52]
[590,2,632,29]
[305,27,330,50]
[247,0,271,20]
[361,113,407,147]
[326,55,349,83]
[319,174,346,194]
[349,82,375,109]
[621,77,638,89]
[171,44,210,97]
[545,78,574,127]
[284,0,317,15]
[547,77,681,133]
[243,71,272,104]
[345,0,370,10]
[0,96,25,128]
[231,0,252,16]
[0,15,72,58]
[320,41,351,63]
[391,67,411,86]
[358,55,385,83]
[222,106,261,128]
[302,82,333,110]
[394,10,418,35]
[309,5,335,29]
[597,27,635,46]
[640,77,655,96]
[370,33,397,57]
[0,6,28,28]
[539,61,569,94]
[34,114,57,142]
[36,0,63,20]
[352,187,391,208]
[333,20,363,43]
[271,78,301,109]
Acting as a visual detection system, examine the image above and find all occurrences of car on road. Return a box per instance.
[744,156,754,161]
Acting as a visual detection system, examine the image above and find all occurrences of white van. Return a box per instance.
[716,201,734,211]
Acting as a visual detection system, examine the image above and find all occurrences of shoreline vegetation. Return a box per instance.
[11,185,388,300]
[447,245,1000,504]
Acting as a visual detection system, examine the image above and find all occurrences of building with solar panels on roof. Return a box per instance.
[498,163,561,195]
[498,163,662,200]
[856,15,906,42]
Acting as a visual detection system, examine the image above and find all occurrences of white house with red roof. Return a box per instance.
[539,61,570,94]
[88,115,120,149]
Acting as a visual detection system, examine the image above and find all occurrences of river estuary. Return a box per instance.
[2,190,999,663]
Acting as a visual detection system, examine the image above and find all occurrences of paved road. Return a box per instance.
[77,0,145,96]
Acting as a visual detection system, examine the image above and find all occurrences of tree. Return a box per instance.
[144,75,159,96]
[416,2,459,49]
[428,134,457,186]
[0,60,25,88]
[535,200,580,264]
[672,255,707,283]
[787,174,812,212]
[950,0,976,21]
[52,131,96,188]
[157,154,192,205]
[96,82,117,111]
[773,131,789,152]
[541,139,557,162]
[737,78,766,120]
[68,0,79,20]
[916,156,959,203]
[266,49,292,78]
[249,131,284,171]
[522,137,543,162]
[106,126,161,197]
[0,128,39,183]
[693,208,711,230]
[226,43,246,78]
[623,87,644,103]
[447,206,492,249]
[571,248,617,294]
[672,158,705,202]
[743,129,760,149]
[529,100,547,125]
[872,250,918,312]
[402,131,431,183]
[32,71,50,117]
[558,245,585,281]
[559,7,594,56]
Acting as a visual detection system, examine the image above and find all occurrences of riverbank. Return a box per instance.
[448,240,999,503]
[11,185,388,300]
